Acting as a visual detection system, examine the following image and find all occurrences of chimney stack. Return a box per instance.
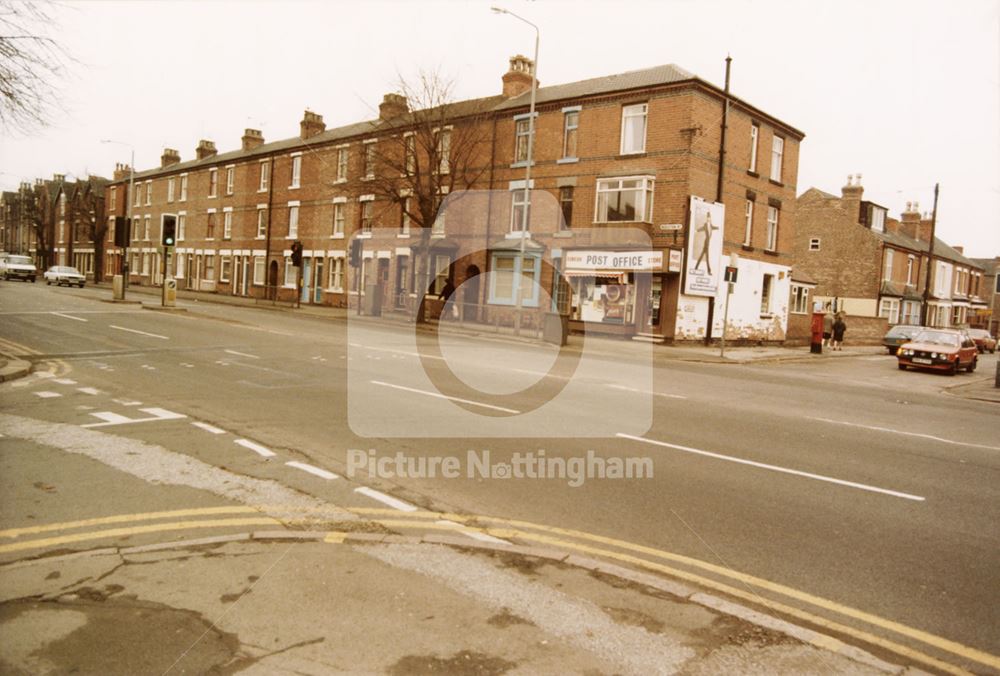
[161,148,181,168]
[917,208,936,243]
[898,201,921,240]
[840,173,864,221]
[502,54,537,98]
[112,163,132,181]
[53,173,65,183]
[379,93,409,121]
[242,128,264,151]
[300,110,326,140]
[196,139,217,160]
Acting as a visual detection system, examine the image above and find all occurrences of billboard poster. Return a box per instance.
[683,196,725,296]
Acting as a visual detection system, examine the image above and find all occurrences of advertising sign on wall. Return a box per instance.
[683,196,725,296]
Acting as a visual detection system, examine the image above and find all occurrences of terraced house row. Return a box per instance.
[99,56,804,342]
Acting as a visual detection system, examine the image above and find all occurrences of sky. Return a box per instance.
[2,0,998,259]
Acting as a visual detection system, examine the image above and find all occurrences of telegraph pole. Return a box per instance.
[919,183,940,327]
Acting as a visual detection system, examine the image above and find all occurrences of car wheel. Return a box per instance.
[887,347,897,355]
[46,279,51,285]
[948,359,958,376]
[79,283,85,288]
[967,358,977,373]
[898,363,906,371]
[30,277,36,283]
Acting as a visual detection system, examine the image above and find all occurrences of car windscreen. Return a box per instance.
[913,331,960,347]
[9,256,32,264]
[887,326,919,337]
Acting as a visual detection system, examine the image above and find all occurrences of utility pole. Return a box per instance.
[919,183,940,327]
[706,55,732,345]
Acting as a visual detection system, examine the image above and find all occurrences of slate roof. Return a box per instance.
[875,229,980,269]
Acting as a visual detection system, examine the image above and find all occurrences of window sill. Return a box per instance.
[335,178,347,184]
[331,233,345,239]
[618,151,646,158]
[257,189,267,193]
[289,185,300,190]
[506,231,531,239]
[747,170,759,178]
[768,179,784,187]
[285,236,299,240]
[358,233,372,239]
[741,244,754,251]
[361,176,374,182]
[397,234,410,239]
[763,249,779,256]
[553,231,573,238]
[510,161,534,169]
[556,157,579,165]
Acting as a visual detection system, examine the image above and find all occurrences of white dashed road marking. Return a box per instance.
[354,486,417,512]
[88,412,133,425]
[78,387,100,395]
[224,349,259,359]
[51,312,87,322]
[53,378,77,385]
[607,383,687,399]
[191,421,226,434]
[809,416,1000,452]
[616,433,926,502]
[286,461,339,480]
[82,408,186,428]
[234,439,276,458]
[34,391,61,399]
[109,325,169,340]
[370,380,521,414]
[112,399,143,407]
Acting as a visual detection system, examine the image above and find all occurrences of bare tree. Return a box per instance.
[355,70,496,319]
[0,1,69,134]
[18,181,53,267]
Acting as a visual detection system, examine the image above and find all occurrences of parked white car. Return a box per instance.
[44,265,86,288]
[2,255,37,282]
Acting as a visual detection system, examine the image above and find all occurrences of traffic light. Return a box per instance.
[291,241,303,267]
[349,238,363,268]
[114,216,130,248]
[161,214,177,247]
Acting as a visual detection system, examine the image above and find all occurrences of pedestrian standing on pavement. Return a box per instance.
[832,313,847,351]
[823,306,834,347]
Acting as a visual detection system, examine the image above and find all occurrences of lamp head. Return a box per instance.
[491,6,506,13]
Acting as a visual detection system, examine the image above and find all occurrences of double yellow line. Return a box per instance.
[0,505,995,674]
[0,336,70,377]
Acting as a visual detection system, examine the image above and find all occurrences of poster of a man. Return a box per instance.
[683,196,725,297]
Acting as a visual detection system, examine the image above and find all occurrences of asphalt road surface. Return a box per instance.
[1,281,997,673]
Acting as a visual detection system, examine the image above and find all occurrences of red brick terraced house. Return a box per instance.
[102,56,804,342]
[968,256,999,336]
[792,176,989,344]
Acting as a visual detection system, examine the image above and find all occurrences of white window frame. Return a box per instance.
[256,206,267,239]
[290,153,302,188]
[770,136,784,182]
[363,141,376,179]
[400,194,411,237]
[336,146,349,182]
[329,255,345,291]
[436,127,451,174]
[749,123,759,172]
[144,215,151,241]
[179,173,188,202]
[145,180,152,206]
[223,207,233,240]
[760,274,774,315]
[765,206,779,252]
[561,107,580,160]
[809,237,821,251]
[258,161,269,192]
[879,298,901,325]
[791,284,811,314]
[177,211,187,241]
[488,252,541,307]
[620,103,648,155]
[594,176,655,224]
[743,199,753,246]
[225,166,235,195]
[208,168,218,197]
[110,186,117,210]
[287,201,300,239]
[359,195,374,233]
[252,256,265,285]
[219,256,232,283]
[510,188,530,233]
[883,249,894,281]
[206,208,217,239]
[283,257,297,287]
[167,177,175,203]
[513,113,536,164]
[332,197,346,238]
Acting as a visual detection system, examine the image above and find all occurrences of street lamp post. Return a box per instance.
[492,6,538,336]
[101,140,134,300]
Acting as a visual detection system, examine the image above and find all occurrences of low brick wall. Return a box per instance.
[785,313,814,346]
[835,315,888,346]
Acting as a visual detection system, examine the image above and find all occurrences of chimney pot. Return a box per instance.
[242,128,265,151]
[196,139,217,160]
[160,148,181,168]
[300,110,326,140]
[502,54,538,98]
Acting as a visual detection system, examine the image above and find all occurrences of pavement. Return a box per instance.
[0,527,909,675]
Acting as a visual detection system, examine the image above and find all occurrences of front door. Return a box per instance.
[300,257,312,303]
[313,258,324,304]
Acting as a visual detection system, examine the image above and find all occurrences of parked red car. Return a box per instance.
[967,328,997,354]
[896,328,978,375]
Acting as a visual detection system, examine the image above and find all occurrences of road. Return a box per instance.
[1,281,998,673]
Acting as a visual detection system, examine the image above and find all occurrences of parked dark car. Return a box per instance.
[882,325,923,355]
[896,328,978,374]
[966,328,997,354]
